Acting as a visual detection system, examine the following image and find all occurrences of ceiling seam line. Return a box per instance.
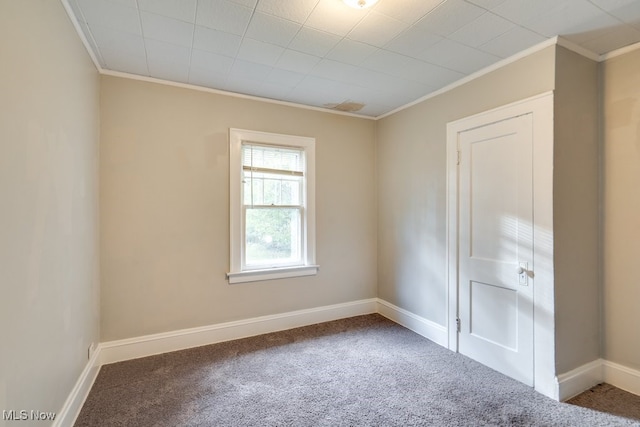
[186,0,199,83]
[134,0,151,77]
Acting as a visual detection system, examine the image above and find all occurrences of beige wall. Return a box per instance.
[553,47,600,373]
[601,49,640,371]
[376,46,556,325]
[0,0,100,420]
[100,76,377,341]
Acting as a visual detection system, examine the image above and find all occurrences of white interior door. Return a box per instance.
[457,113,534,386]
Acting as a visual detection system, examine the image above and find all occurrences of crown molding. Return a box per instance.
[376,37,561,120]
[556,36,601,62]
[100,70,376,120]
[599,41,640,61]
[60,0,103,72]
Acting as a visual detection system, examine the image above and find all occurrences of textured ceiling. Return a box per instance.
[65,0,640,117]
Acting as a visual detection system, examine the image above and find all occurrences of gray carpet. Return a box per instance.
[76,315,640,426]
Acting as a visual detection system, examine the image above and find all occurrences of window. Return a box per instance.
[228,129,318,284]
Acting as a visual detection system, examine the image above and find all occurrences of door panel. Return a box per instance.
[470,281,518,350]
[458,114,534,386]
[469,135,519,262]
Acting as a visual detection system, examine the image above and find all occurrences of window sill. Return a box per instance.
[227,265,319,284]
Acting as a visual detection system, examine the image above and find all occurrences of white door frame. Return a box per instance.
[445,91,557,399]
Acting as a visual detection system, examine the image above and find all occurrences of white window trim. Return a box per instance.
[227,128,318,284]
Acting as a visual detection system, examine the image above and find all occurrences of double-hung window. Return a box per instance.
[228,129,317,283]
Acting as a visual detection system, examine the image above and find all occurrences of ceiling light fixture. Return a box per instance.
[342,0,379,9]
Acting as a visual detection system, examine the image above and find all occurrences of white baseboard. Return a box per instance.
[376,299,448,347]
[53,351,101,427]
[99,298,378,365]
[603,360,640,396]
[556,359,604,401]
[556,359,640,401]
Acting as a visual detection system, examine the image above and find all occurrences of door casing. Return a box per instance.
[446,92,557,399]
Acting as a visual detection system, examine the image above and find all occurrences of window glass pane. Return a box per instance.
[245,208,301,267]
[263,178,281,205]
[243,171,302,206]
[244,172,264,205]
[280,179,300,205]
